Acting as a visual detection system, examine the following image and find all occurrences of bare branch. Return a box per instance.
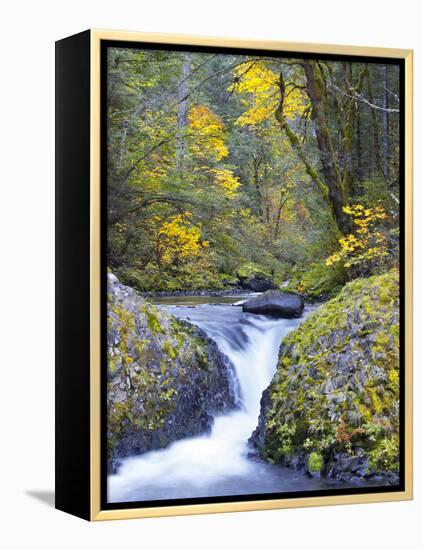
[109,195,196,225]
[390,192,400,205]
[327,79,400,113]
[383,86,400,103]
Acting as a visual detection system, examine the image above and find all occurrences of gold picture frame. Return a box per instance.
[55,29,413,521]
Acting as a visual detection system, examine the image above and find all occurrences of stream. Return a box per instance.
[108,295,368,503]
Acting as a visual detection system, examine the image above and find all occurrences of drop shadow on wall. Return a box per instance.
[26,490,55,508]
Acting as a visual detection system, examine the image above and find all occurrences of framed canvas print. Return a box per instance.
[55,29,413,521]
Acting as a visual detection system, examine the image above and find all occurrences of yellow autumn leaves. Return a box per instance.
[187,105,240,199]
[208,168,240,199]
[188,105,228,161]
[151,103,241,266]
[183,61,309,203]
[157,213,209,266]
[228,61,309,126]
[326,205,388,270]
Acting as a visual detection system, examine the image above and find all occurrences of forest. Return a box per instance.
[106,47,400,297]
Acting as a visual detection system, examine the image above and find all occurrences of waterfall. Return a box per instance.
[108,303,306,503]
[195,310,297,420]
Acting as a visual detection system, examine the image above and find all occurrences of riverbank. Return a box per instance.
[141,286,255,298]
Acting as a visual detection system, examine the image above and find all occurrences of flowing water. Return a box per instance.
[108,297,367,503]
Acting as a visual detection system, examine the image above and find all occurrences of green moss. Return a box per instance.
[369,387,383,415]
[285,261,347,299]
[142,303,165,334]
[219,272,239,285]
[293,418,309,445]
[163,339,178,359]
[236,262,272,281]
[193,343,208,369]
[108,356,117,375]
[116,262,226,293]
[260,269,400,477]
[307,452,323,475]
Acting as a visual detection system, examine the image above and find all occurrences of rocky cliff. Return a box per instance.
[250,270,400,484]
[107,273,237,472]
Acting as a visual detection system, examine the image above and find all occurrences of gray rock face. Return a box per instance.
[248,387,271,450]
[107,273,238,472]
[242,290,304,318]
[327,450,369,481]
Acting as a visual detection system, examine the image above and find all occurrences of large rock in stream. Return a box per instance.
[236,263,276,292]
[107,273,237,473]
[242,290,304,318]
[250,270,400,484]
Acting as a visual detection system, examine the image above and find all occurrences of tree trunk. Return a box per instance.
[367,68,386,180]
[252,155,263,217]
[263,165,270,224]
[341,62,355,196]
[274,190,289,238]
[355,101,364,188]
[176,53,192,174]
[302,61,352,234]
[382,64,390,181]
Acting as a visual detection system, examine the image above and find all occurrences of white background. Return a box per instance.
[1,0,421,548]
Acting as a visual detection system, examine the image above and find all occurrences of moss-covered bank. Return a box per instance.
[107,273,237,472]
[251,270,400,483]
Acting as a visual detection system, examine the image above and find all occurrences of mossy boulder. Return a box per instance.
[219,273,239,287]
[236,262,271,280]
[107,273,237,472]
[250,270,400,484]
[236,262,276,292]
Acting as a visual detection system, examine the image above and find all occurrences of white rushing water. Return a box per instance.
[108,303,322,503]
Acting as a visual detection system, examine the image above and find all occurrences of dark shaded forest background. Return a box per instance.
[106,47,401,297]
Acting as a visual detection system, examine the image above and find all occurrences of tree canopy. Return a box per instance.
[106,46,400,294]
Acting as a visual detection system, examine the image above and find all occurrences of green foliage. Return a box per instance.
[368,434,400,473]
[105,50,401,483]
[286,261,347,299]
[264,419,296,461]
[116,267,151,292]
[307,452,324,475]
[236,262,272,281]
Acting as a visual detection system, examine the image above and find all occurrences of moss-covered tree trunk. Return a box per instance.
[303,60,353,235]
[176,53,192,176]
[276,64,352,235]
[342,63,368,197]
